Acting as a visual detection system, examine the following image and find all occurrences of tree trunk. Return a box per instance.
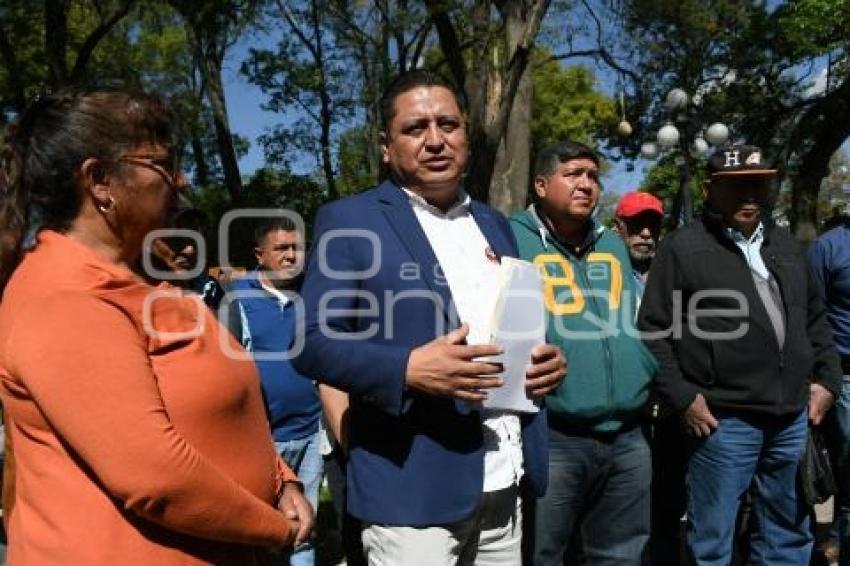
[789,171,820,234]
[461,0,495,202]
[429,0,549,205]
[69,1,134,82]
[489,2,532,215]
[357,50,381,183]
[44,0,69,87]
[310,0,338,201]
[786,78,850,233]
[201,44,242,203]
[190,136,210,187]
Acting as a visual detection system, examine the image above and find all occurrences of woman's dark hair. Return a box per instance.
[0,88,175,292]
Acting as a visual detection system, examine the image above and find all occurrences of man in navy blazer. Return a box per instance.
[293,69,565,564]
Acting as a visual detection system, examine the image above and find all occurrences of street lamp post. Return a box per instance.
[641,88,729,227]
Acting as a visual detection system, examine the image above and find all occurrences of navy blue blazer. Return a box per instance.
[293,181,548,526]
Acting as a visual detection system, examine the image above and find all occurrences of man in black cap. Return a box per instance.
[637,145,841,565]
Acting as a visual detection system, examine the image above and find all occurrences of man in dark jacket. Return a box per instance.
[637,144,841,566]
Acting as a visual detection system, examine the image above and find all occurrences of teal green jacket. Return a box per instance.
[510,206,657,433]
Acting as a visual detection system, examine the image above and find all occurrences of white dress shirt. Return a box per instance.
[404,188,524,493]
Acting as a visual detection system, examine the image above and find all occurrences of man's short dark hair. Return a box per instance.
[254,218,299,247]
[380,69,467,130]
[534,140,600,178]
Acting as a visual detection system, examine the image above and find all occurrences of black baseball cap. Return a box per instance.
[706,145,777,178]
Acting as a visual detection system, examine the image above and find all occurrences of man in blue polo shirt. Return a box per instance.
[809,210,850,565]
[230,219,321,566]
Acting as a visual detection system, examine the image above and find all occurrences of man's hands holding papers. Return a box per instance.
[405,323,567,403]
[406,323,505,402]
[526,344,566,398]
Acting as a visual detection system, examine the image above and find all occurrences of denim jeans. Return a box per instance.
[827,375,850,566]
[276,431,324,566]
[533,424,651,566]
[686,409,810,566]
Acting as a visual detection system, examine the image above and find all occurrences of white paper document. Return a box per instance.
[482,257,546,413]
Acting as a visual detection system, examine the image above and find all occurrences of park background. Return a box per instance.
[3,0,850,269]
[2,1,850,564]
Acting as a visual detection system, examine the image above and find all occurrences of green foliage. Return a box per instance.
[594,190,620,228]
[531,54,617,157]
[0,0,48,117]
[622,0,850,227]
[776,0,850,57]
[186,167,327,267]
[189,167,327,227]
[641,155,705,221]
[240,0,361,196]
[336,125,377,196]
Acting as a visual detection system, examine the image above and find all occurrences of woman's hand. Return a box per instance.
[277,482,314,548]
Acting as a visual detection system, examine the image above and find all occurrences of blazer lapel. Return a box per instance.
[470,200,514,259]
[375,182,456,322]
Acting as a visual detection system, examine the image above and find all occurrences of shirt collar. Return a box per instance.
[255,271,292,305]
[402,187,470,218]
[530,203,603,257]
[725,222,764,246]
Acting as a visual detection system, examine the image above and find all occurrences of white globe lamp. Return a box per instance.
[665,88,689,111]
[705,122,730,146]
[691,136,709,157]
[657,123,680,148]
[640,142,659,159]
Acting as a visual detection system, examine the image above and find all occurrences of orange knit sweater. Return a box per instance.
[0,231,298,565]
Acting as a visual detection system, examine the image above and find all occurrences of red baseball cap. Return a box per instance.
[615,191,664,219]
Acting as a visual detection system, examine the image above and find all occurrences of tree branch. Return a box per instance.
[777,73,850,170]
[546,48,641,84]
[326,0,380,50]
[409,21,432,69]
[70,0,134,81]
[424,0,465,88]
[277,0,322,63]
[44,0,70,87]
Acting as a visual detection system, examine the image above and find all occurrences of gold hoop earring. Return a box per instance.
[98,195,116,214]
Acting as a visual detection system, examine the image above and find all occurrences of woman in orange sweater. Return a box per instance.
[0,90,312,564]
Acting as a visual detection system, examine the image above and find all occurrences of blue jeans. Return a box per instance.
[534,424,651,566]
[827,375,850,566]
[686,409,810,566]
[276,431,323,566]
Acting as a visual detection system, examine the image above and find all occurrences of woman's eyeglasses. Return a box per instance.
[118,155,186,190]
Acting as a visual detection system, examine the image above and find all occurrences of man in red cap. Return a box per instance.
[613,191,681,565]
[613,191,664,303]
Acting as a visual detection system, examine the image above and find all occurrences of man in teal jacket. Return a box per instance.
[510,140,657,565]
